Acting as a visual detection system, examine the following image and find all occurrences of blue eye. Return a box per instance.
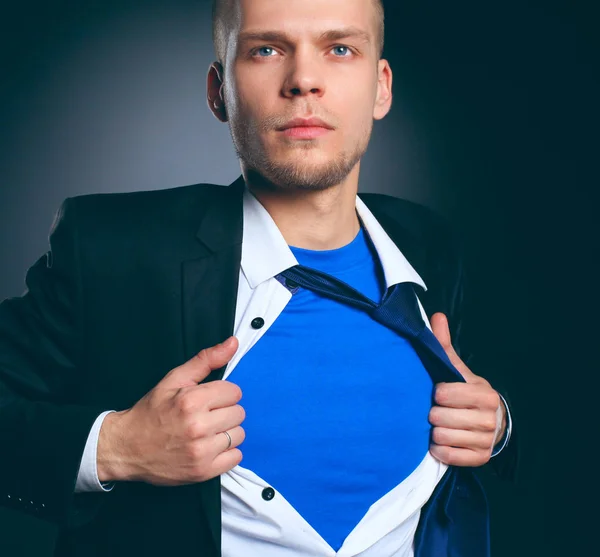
[332,46,351,56]
[256,46,276,57]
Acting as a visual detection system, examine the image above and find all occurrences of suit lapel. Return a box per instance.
[181,175,245,552]
[182,175,245,370]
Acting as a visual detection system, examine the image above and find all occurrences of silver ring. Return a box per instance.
[222,430,232,449]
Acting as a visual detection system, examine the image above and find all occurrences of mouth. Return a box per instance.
[277,117,334,140]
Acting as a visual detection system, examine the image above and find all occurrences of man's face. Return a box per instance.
[215,0,391,191]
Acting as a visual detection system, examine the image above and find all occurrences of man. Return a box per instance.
[0,0,516,556]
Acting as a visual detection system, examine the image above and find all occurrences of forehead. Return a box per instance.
[232,0,376,38]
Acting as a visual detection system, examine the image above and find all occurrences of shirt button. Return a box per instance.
[285,278,298,289]
[251,317,265,329]
[262,487,275,501]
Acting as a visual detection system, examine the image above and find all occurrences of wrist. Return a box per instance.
[97,409,132,482]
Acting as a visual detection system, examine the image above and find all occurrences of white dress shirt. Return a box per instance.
[76,185,511,556]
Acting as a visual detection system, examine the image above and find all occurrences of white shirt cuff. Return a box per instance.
[491,393,512,457]
[74,410,117,492]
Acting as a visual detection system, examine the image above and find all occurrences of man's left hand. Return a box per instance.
[428,312,506,467]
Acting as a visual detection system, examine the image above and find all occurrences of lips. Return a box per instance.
[277,116,334,139]
[279,117,334,131]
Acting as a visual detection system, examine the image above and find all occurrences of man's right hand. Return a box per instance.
[97,336,244,486]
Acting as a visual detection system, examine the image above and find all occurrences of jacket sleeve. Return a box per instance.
[0,197,111,529]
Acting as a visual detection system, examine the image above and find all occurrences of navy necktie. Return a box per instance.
[278,264,465,385]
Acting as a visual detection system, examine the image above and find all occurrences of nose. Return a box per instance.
[281,49,325,99]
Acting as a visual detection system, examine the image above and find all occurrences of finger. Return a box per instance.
[204,405,246,435]
[163,336,239,389]
[434,383,500,410]
[213,425,246,453]
[431,426,495,451]
[429,406,497,432]
[210,447,243,477]
[429,445,490,467]
[194,380,243,411]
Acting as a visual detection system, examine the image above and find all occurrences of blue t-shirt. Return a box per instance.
[231,225,434,550]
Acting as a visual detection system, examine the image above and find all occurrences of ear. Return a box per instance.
[373,59,393,121]
[207,62,228,123]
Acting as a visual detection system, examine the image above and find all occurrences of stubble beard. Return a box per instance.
[229,117,372,192]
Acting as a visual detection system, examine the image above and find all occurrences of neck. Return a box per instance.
[242,165,362,251]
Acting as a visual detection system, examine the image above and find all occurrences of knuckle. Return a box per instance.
[434,384,449,403]
[182,420,196,439]
[229,383,243,401]
[185,419,207,440]
[230,448,243,465]
[475,451,489,466]
[487,391,500,409]
[432,427,448,445]
[484,415,497,431]
[235,404,246,423]
[432,445,450,463]
[187,442,207,462]
[193,349,209,366]
[175,392,196,414]
[428,407,442,424]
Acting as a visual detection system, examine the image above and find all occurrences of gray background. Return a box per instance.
[1,0,590,554]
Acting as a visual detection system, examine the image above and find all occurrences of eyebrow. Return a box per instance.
[238,26,372,46]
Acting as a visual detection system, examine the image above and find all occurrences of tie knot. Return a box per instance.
[279,264,376,311]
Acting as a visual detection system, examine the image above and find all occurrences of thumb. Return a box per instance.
[430,312,453,350]
[162,336,239,389]
[430,313,478,382]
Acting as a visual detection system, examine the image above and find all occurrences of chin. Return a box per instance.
[241,139,362,191]
[264,161,351,192]
[274,147,333,166]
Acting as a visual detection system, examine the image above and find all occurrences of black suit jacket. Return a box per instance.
[0,175,516,556]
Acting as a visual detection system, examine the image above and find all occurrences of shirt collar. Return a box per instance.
[241,184,427,292]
